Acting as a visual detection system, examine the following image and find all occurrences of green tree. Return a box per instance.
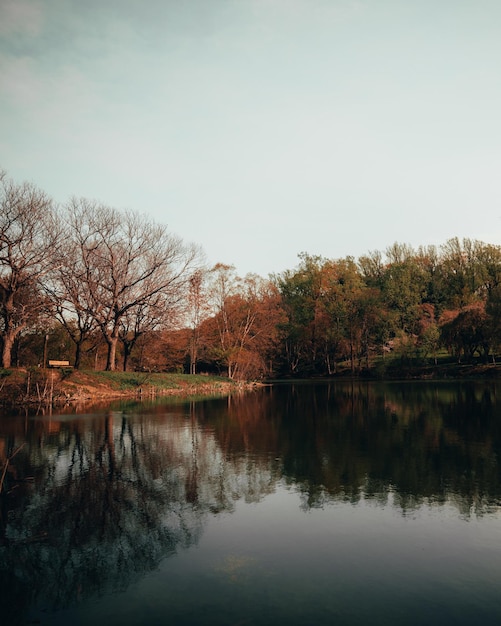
[438,238,485,309]
[380,243,428,335]
[274,254,327,375]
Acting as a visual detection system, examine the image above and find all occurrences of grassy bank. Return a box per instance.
[0,368,254,409]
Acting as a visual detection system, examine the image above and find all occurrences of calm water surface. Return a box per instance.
[1,380,501,625]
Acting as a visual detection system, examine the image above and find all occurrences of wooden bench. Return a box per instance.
[48,360,72,368]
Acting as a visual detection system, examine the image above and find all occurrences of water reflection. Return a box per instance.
[1,381,501,623]
[0,413,206,624]
[204,381,501,514]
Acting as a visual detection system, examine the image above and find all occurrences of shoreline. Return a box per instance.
[0,369,261,412]
[1,362,500,413]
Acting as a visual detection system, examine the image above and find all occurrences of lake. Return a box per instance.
[1,380,501,625]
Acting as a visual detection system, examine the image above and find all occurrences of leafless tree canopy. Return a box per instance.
[0,172,62,367]
[63,198,201,370]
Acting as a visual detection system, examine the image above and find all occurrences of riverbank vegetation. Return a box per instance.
[0,368,250,409]
[2,169,501,382]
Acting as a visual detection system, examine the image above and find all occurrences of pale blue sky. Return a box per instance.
[1,0,501,276]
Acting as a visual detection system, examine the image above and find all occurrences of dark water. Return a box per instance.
[2,380,501,625]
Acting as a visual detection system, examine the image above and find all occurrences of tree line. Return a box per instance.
[2,170,501,378]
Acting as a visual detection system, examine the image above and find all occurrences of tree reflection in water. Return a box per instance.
[0,409,209,623]
[1,381,501,623]
[205,381,501,514]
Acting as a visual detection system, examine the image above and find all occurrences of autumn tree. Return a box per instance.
[319,257,367,374]
[276,254,389,375]
[440,303,491,362]
[64,198,200,371]
[435,240,501,363]
[0,171,62,368]
[202,265,284,379]
[486,284,501,360]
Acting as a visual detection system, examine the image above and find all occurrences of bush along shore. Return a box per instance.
[0,368,259,411]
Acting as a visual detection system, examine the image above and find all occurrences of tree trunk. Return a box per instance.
[190,341,197,375]
[1,333,14,369]
[74,342,82,370]
[122,343,132,372]
[105,336,119,371]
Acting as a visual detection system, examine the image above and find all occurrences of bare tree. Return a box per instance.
[65,198,201,371]
[118,292,174,371]
[45,233,98,369]
[0,171,62,368]
[187,269,209,374]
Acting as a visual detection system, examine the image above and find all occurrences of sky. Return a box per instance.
[1,0,501,278]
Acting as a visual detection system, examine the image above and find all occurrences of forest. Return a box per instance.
[2,170,501,380]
